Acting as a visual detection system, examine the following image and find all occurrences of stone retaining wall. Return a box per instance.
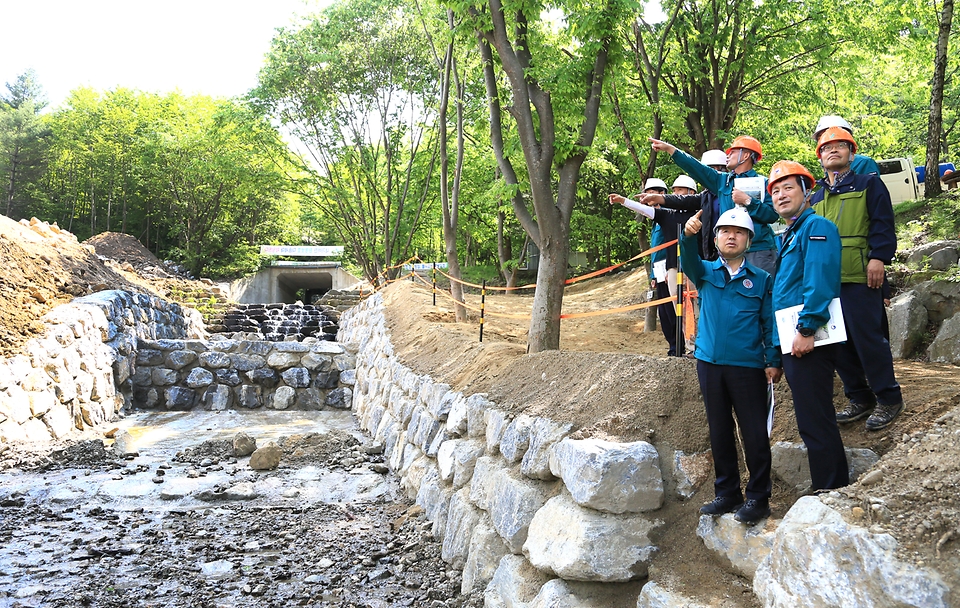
[129,337,354,411]
[0,290,206,442]
[338,293,709,604]
[339,292,951,607]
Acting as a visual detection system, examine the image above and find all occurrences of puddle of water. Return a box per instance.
[116,409,363,452]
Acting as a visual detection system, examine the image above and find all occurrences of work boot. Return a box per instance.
[865,401,904,431]
[699,495,743,516]
[735,499,771,525]
[836,401,874,424]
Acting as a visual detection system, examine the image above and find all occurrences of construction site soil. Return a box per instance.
[1,214,958,605]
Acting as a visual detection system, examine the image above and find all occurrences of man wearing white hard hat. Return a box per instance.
[672,175,698,196]
[679,207,780,525]
[648,137,781,280]
[610,178,697,356]
[642,151,726,261]
[813,115,880,176]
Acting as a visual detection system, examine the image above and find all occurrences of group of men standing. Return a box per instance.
[609,116,904,526]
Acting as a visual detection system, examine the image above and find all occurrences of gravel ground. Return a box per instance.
[0,414,484,608]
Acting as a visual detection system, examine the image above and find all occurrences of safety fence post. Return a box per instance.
[480,279,486,343]
[676,227,684,357]
[432,263,437,306]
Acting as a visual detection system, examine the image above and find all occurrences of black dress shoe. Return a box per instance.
[735,499,771,525]
[699,495,743,516]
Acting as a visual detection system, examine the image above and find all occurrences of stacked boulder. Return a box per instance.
[214,303,340,342]
[888,240,960,363]
[129,337,353,411]
[0,290,206,442]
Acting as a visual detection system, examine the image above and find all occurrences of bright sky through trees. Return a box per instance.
[0,0,326,108]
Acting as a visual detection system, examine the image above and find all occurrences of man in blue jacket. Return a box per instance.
[768,160,849,490]
[639,150,727,261]
[649,136,781,279]
[811,127,903,431]
[680,207,780,525]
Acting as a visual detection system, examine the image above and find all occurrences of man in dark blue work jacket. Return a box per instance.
[768,160,849,491]
[679,207,780,525]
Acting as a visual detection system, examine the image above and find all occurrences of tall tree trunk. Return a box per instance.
[438,10,467,321]
[925,0,953,199]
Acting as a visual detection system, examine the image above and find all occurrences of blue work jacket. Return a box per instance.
[851,154,880,175]
[671,149,780,253]
[772,208,842,346]
[680,234,779,369]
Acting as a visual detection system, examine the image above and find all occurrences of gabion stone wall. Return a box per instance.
[129,337,355,411]
[211,303,341,342]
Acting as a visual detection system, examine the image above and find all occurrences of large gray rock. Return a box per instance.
[771,442,879,495]
[886,291,929,359]
[468,455,503,511]
[521,417,574,480]
[185,367,215,388]
[483,554,553,608]
[489,468,555,554]
[754,497,949,607]
[696,514,776,578]
[927,312,960,364]
[913,280,960,323]
[500,415,535,463]
[437,439,486,489]
[441,487,482,569]
[929,247,959,270]
[485,408,510,454]
[551,438,664,514]
[636,581,718,608]
[465,393,494,438]
[415,467,454,540]
[904,240,960,265]
[271,386,296,410]
[529,578,643,608]
[523,493,660,582]
[461,519,511,593]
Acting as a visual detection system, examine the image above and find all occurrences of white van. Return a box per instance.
[877,158,921,204]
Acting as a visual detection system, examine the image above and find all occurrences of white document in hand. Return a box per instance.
[733,176,766,201]
[774,297,847,355]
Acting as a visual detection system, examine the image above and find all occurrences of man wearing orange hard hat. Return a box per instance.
[647,135,780,280]
[811,127,903,432]
[767,159,849,491]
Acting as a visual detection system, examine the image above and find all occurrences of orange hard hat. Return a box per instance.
[816,126,858,157]
[767,160,816,194]
[725,136,763,161]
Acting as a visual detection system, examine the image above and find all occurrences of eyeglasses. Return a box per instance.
[820,142,850,153]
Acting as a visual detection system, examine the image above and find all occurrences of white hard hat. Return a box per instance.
[644,178,668,192]
[714,208,755,238]
[672,175,697,190]
[700,149,727,167]
[814,115,853,139]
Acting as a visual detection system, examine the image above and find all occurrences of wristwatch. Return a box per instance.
[797,326,816,338]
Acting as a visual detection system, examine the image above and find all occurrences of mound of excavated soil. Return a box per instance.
[84,232,163,269]
[0,218,224,358]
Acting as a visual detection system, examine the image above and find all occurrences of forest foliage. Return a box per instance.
[0,0,956,284]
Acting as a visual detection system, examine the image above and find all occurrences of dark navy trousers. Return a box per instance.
[782,344,849,491]
[836,283,902,406]
[697,360,772,501]
[656,281,678,356]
